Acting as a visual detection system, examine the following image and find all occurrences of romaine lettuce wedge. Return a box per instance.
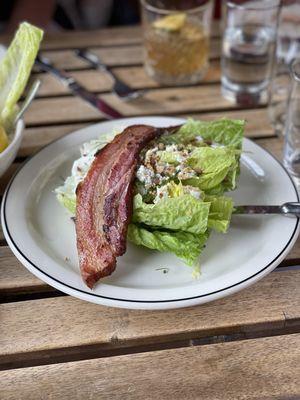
[132,193,210,234]
[128,224,208,266]
[164,118,245,149]
[184,146,238,190]
[0,22,43,130]
[206,195,234,233]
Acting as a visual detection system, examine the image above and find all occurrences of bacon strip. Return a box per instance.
[75,124,165,288]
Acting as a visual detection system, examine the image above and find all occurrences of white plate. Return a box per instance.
[1,116,299,309]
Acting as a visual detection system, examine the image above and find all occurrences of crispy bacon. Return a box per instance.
[75,124,166,288]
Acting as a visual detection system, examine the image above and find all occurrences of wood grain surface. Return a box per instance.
[36,38,220,70]
[0,23,299,399]
[0,334,299,400]
[22,86,267,126]
[31,62,221,98]
[0,269,299,365]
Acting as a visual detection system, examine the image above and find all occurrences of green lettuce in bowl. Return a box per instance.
[0,22,43,176]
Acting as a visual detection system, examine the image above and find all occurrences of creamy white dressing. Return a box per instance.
[154,185,169,203]
[136,165,155,188]
[55,126,123,199]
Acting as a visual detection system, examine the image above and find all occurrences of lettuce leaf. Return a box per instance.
[128,224,208,266]
[56,192,76,215]
[166,118,245,149]
[132,193,210,234]
[184,146,238,190]
[158,150,181,164]
[206,195,234,233]
[0,22,43,130]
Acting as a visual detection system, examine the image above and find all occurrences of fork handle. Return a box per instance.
[75,49,117,81]
[281,202,300,216]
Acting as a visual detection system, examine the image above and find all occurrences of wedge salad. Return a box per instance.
[56,118,244,275]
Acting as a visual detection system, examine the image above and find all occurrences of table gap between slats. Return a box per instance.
[0,334,299,400]
[1,326,299,373]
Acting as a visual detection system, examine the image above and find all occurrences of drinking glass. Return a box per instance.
[283,59,300,185]
[140,0,213,85]
[221,0,281,105]
[268,0,300,136]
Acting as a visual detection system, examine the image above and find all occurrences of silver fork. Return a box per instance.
[75,49,145,101]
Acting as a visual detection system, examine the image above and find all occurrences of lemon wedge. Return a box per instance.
[0,125,9,153]
[153,13,186,32]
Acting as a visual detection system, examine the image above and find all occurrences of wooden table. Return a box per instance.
[0,25,300,399]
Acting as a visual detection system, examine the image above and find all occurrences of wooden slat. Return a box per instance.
[0,268,299,362]
[18,108,272,157]
[32,62,221,97]
[42,23,220,50]
[281,236,300,261]
[0,334,299,399]
[0,247,48,294]
[24,96,101,125]
[255,136,283,160]
[0,26,141,52]
[0,22,221,53]
[43,26,142,49]
[24,86,266,126]
[19,123,89,157]
[42,26,142,49]
[37,37,220,71]
[40,45,143,69]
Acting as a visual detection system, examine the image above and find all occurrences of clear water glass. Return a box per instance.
[221,0,280,105]
[268,1,300,136]
[283,59,300,186]
[140,0,213,85]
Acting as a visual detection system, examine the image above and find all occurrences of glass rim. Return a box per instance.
[291,58,300,83]
[226,0,281,11]
[140,0,212,15]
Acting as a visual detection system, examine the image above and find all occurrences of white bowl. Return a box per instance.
[0,119,24,178]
